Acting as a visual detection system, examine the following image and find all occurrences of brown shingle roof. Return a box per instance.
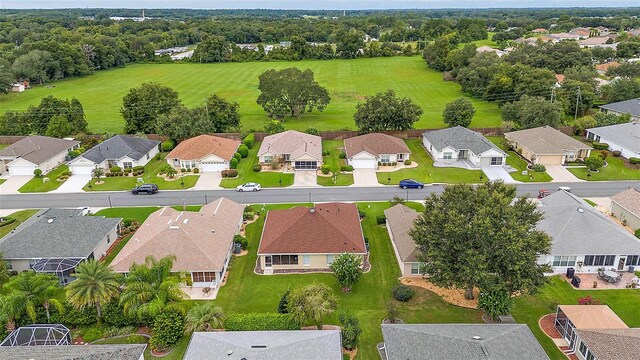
[344,133,410,158]
[384,204,420,263]
[167,135,240,161]
[257,130,322,161]
[611,188,640,216]
[110,197,244,272]
[595,61,620,72]
[258,203,366,255]
[505,126,592,155]
[0,136,79,165]
[575,328,640,360]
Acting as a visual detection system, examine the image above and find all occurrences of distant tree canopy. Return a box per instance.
[354,90,423,133]
[501,95,563,130]
[122,82,181,134]
[0,96,87,136]
[192,36,231,63]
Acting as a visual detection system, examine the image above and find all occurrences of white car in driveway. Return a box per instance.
[236,182,262,192]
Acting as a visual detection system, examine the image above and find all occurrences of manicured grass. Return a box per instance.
[568,150,640,181]
[0,209,38,239]
[18,165,69,193]
[84,153,199,191]
[376,139,484,185]
[487,136,552,182]
[0,179,5,185]
[318,140,354,186]
[0,57,502,133]
[219,142,294,188]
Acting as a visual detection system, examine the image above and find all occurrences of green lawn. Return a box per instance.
[219,142,294,188]
[487,136,552,182]
[568,150,640,181]
[18,165,69,193]
[0,57,502,133]
[0,209,38,239]
[318,140,354,186]
[0,179,5,185]
[376,139,484,185]
[84,153,199,191]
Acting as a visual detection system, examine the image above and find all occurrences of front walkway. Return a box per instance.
[51,175,91,193]
[352,169,382,187]
[546,165,584,183]
[292,170,318,187]
[193,172,221,190]
[0,175,32,194]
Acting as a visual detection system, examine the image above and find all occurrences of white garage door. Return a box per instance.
[9,165,36,176]
[71,165,94,175]
[201,162,228,172]
[350,159,377,169]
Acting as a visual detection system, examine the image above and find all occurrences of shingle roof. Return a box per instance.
[344,133,410,158]
[558,305,628,329]
[575,328,640,360]
[384,204,420,262]
[167,135,240,161]
[599,98,640,117]
[505,126,592,155]
[257,130,322,161]
[587,121,640,154]
[537,191,640,255]
[0,344,146,360]
[185,330,342,360]
[258,203,367,255]
[110,198,244,272]
[80,135,159,163]
[0,209,121,259]
[610,188,640,217]
[423,126,506,156]
[381,324,549,360]
[0,136,79,165]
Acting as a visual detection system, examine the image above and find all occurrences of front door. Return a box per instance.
[265,256,272,268]
[458,150,468,159]
[618,257,626,271]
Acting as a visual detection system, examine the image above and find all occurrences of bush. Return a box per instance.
[392,284,415,302]
[222,169,238,178]
[585,156,604,171]
[278,290,290,314]
[577,295,603,305]
[404,159,411,165]
[193,168,200,174]
[252,164,262,172]
[612,150,622,157]
[81,326,104,342]
[592,142,609,150]
[339,312,362,350]
[635,229,640,239]
[238,144,249,158]
[150,309,184,351]
[234,152,242,161]
[124,168,132,174]
[243,133,255,149]
[340,165,354,172]
[321,164,331,175]
[154,153,162,161]
[600,150,609,159]
[630,157,640,165]
[322,149,330,156]
[68,149,80,158]
[339,152,346,159]
[229,158,239,169]
[33,169,42,177]
[243,211,255,221]
[0,217,16,227]
[531,164,546,172]
[133,166,144,172]
[161,140,175,151]
[478,289,513,320]
[102,301,137,327]
[305,127,320,136]
[224,313,299,331]
[110,166,121,173]
[376,214,386,225]
[391,161,397,166]
[234,234,248,250]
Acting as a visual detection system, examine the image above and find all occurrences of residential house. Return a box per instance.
[532,28,548,34]
[0,344,145,360]
[110,197,244,292]
[599,98,640,121]
[184,330,342,360]
[166,134,240,172]
[550,32,582,41]
[610,188,640,231]
[344,133,410,169]
[595,61,620,75]
[476,45,505,57]
[569,28,591,38]
[68,135,160,175]
[595,26,611,36]
[423,126,507,168]
[0,136,80,176]
[504,126,592,165]
[257,130,322,170]
[384,204,421,277]
[257,203,367,274]
[555,74,566,87]
[380,324,549,360]
[580,37,618,49]
[629,29,640,37]
[586,121,640,159]
[0,208,121,285]
[536,190,640,273]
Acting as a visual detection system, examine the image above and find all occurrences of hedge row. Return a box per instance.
[592,142,609,150]
[0,217,16,227]
[224,313,299,331]
[630,157,640,165]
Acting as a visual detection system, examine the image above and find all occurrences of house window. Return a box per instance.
[586,351,595,360]
[584,255,616,266]
[264,156,273,164]
[397,154,404,161]
[326,255,335,265]
[182,161,192,169]
[123,162,133,169]
[272,255,299,265]
[579,342,587,356]
[107,235,111,244]
[552,256,576,267]
[283,154,290,161]
[303,255,310,266]
[626,255,640,266]
[380,155,391,163]
[443,152,453,160]
[192,272,216,283]
[490,157,503,166]
[411,263,422,275]
[146,153,150,160]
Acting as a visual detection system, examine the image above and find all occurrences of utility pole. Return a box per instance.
[574,86,581,122]
[550,87,556,103]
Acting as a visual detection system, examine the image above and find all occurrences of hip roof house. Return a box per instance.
[68,135,160,175]
[505,126,592,165]
[599,98,640,121]
[344,133,410,169]
[586,121,640,160]
[423,126,507,168]
[257,130,322,170]
[166,134,240,172]
[0,136,80,176]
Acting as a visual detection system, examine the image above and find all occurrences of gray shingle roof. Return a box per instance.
[587,121,640,154]
[0,209,121,259]
[537,191,640,255]
[0,344,146,360]
[599,98,640,117]
[0,136,79,165]
[423,126,506,156]
[381,324,549,360]
[184,330,343,360]
[81,135,159,163]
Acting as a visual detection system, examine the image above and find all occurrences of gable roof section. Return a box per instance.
[257,130,322,160]
[0,209,121,259]
[384,204,420,262]
[505,126,592,155]
[381,324,549,360]
[80,135,159,163]
[110,197,244,272]
[587,121,640,154]
[610,188,640,217]
[167,135,240,162]
[184,330,342,360]
[0,136,79,165]
[258,203,366,255]
[575,328,640,360]
[423,126,506,156]
[599,98,640,117]
[558,305,628,329]
[537,191,640,255]
[0,344,147,360]
[344,133,410,158]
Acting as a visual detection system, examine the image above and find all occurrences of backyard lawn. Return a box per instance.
[568,150,640,181]
[0,209,38,238]
[376,139,484,185]
[18,165,69,193]
[487,136,552,182]
[318,140,354,186]
[219,142,294,188]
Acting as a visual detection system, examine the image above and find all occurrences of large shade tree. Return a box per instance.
[66,260,121,321]
[121,82,181,134]
[354,90,422,133]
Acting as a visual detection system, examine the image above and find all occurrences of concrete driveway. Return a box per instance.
[546,165,584,183]
[52,175,91,193]
[0,176,32,194]
[352,169,382,187]
[293,170,318,187]
[481,166,519,184]
[193,172,222,190]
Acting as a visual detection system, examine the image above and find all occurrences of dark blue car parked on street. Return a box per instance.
[399,179,424,189]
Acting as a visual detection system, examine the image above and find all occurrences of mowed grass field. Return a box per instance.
[0,56,502,133]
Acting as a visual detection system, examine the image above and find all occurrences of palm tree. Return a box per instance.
[0,291,27,332]
[119,255,188,320]
[65,260,121,321]
[1,271,64,323]
[0,252,10,285]
[184,303,225,334]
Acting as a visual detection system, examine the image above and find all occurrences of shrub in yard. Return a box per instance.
[376,214,386,225]
[531,164,546,172]
[161,140,175,151]
[577,296,603,305]
[635,229,640,239]
[478,289,513,320]
[305,127,320,135]
[585,156,604,171]
[133,166,144,172]
[103,301,137,327]
[110,166,121,173]
[392,284,415,302]
[252,164,262,172]
[193,168,200,174]
[33,169,42,177]
[234,234,248,250]
[243,210,255,221]
[234,152,242,162]
[612,150,622,157]
[224,313,299,331]
[238,144,249,158]
[243,133,255,149]
[592,142,609,150]
[154,153,162,161]
[378,161,382,166]
[404,159,411,165]
[68,149,80,158]
[391,161,397,166]
[338,312,362,350]
[321,164,331,174]
[229,158,238,169]
[222,169,238,178]
[330,253,363,291]
[0,217,16,227]
[150,309,184,351]
[630,157,640,165]
[322,149,330,156]
[339,152,346,159]
[278,290,290,314]
[124,168,132,174]
[340,165,354,172]
[600,150,609,159]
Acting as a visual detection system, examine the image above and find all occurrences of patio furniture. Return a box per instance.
[202,287,211,297]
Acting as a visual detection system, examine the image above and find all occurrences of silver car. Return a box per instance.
[236,182,262,192]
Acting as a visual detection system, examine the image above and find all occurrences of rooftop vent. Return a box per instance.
[577,208,584,213]
[251,345,267,348]
[309,208,316,214]
[183,219,189,224]
[47,218,54,224]
[211,229,215,233]
[472,336,482,340]
[169,225,179,230]
[227,350,233,355]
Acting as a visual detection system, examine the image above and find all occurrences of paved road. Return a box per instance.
[1,181,638,209]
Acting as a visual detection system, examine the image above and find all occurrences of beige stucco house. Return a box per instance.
[505,126,592,165]
[610,188,640,231]
[166,134,240,172]
[384,204,423,277]
[257,130,322,170]
[344,133,410,169]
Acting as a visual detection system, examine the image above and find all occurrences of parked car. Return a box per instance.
[538,189,550,198]
[236,182,261,192]
[399,179,424,189]
[132,184,159,195]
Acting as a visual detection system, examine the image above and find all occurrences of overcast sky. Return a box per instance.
[2,0,638,9]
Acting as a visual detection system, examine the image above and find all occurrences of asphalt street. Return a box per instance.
[1,181,638,209]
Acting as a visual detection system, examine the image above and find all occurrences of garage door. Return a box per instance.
[350,159,376,169]
[9,165,36,176]
[294,161,317,170]
[70,165,94,175]
[201,162,228,172]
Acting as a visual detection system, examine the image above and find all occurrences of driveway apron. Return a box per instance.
[0,176,33,195]
[293,171,318,187]
[352,169,383,187]
[51,175,91,193]
[193,172,222,190]
[546,165,584,183]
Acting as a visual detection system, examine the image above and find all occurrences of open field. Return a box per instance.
[0,57,503,133]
